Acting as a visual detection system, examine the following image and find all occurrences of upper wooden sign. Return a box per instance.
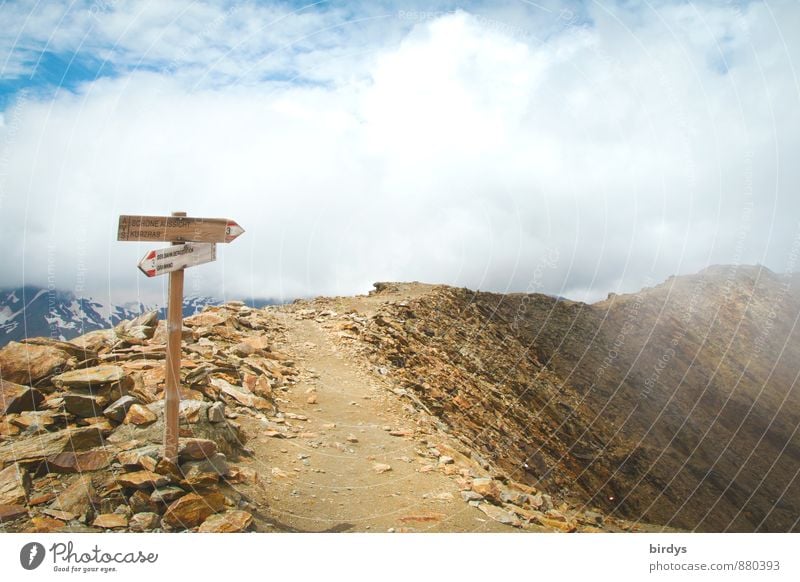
[117,215,244,243]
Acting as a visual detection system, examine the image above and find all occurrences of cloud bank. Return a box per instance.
[1,1,799,304]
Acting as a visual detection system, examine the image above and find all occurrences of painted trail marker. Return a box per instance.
[137,242,217,277]
[118,214,244,243]
[118,212,244,462]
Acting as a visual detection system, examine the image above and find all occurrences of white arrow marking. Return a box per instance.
[137,242,217,277]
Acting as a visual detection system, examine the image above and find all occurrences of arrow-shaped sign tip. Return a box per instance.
[225,221,245,242]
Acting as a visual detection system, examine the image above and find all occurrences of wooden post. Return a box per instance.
[164,211,185,463]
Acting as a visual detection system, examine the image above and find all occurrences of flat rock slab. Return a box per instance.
[0,426,106,468]
[93,514,128,529]
[116,470,171,490]
[198,510,253,533]
[45,449,114,473]
[52,365,126,390]
[0,503,28,522]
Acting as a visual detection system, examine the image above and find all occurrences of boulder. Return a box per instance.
[63,393,102,418]
[180,453,229,478]
[93,513,128,529]
[478,503,521,527]
[0,463,31,505]
[0,426,106,468]
[0,341,74,385]
[116,471,170,490]
[128,490,158,514]
[0,503,28,522]
[0,380,44,414]
[21,338,96,361]
[162,492,225,529]
[471,478,502,503]
[123,404,157,426]
[209,377,272,410]
[198,510,253,533]
[48,475,96,518]
[103,395,140,422]
[52,365,126,390]
[150,486,186,504]
[178,438,218,461]
[207,402,225,423]
[70,329,117,353]
[45,449,114,473]
[128,512,161,532]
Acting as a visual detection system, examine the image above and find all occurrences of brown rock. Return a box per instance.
[45,449,114,473]
[178,400,206,424]
[25,515,66,532]
[63,393,102,418]
[478,503,522,527]
[150,486,186,504]
[0,341,74,385]
[0,503,28,522]
[42,508,76,521]
[116,446,160,470]
[28,492,55,506]
[0,380,44,414]
[52,365,126,390]
[116,471,170,490]
[0,416,21,437]
[373,463,392,474]
[230,343,255,358]
[154,458,182,481]
[128,512,161,532]
[178,438,218,461]
[241,335,271,351]
[184,312,227,327]
[162,492,223,529]
[471,478,502,503]
[0,463,31,505]
[49,476,95,517]
[128,490,158,514]
[103,395,139,422]
[71,329,116,352]
[0,426,105,467]
[209,377,271,410]
[198,510,253,533]
[11,410,62,431]
[93,513,128,529]
[123,404,157,426]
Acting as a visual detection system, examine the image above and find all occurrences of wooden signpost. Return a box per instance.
[118,212,244,462]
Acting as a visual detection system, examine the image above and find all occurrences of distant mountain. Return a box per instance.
[0,286,279,347]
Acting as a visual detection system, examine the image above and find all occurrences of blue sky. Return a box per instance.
[1,0,799,304]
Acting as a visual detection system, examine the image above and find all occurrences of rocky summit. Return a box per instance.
[0,265,797,532]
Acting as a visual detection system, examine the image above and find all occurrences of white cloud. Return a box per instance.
[1,2,799,304]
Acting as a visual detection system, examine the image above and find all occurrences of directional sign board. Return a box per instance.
[138,242,216,277]
[117,215,245,243]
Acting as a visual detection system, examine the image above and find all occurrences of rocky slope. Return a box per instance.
[0,286,276,348]
[1,266,795,533]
